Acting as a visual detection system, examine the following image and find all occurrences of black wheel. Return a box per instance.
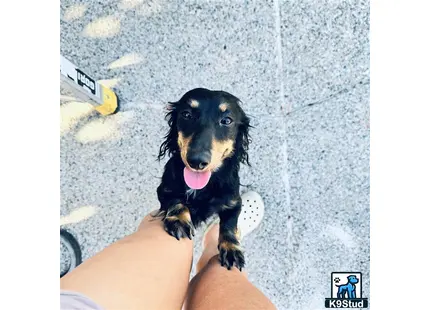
[60,229,82,278]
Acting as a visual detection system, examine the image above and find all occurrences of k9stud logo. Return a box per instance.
[325,272,368,308]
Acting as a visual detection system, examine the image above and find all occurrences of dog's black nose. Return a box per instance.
[187,152,211,170]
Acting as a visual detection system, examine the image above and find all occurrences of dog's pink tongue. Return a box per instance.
[183,167,211,190]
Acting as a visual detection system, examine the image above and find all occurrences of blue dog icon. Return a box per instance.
[336,275,359,299]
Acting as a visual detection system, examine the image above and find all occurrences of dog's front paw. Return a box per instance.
[161,204,195,240]
[164,216,195,240]
[218,241,245,271]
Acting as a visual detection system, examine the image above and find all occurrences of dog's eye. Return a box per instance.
[220,117,233,126]
[181,111,192,120]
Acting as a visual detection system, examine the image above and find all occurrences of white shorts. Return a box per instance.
[60,290,104,310]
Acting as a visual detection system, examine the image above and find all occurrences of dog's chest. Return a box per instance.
[184,187,215,207]
[185,188,198,200]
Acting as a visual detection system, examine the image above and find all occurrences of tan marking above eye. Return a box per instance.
[219,103,228,112]
[189,99,199,108]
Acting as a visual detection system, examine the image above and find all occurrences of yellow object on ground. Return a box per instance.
[60,54,119,116]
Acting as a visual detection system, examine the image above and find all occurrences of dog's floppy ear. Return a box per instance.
[158,101,179,161]
[236,109,252,166]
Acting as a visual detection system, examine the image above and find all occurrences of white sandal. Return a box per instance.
[203,191,265,243]
[237,191,265,240]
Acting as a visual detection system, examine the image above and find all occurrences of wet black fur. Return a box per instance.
[155,88,251,270]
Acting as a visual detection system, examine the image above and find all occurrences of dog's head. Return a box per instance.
[347,275,359,284]
[158,88,251,190]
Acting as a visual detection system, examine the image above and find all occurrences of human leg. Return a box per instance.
[184,192,276,310]
[60,211,193,310]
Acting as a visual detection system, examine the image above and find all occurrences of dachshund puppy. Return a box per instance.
[155,88,251,270]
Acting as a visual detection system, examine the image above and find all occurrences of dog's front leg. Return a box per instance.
[160,201,195,240]
[217,197,245,271]
[155,185,195,240]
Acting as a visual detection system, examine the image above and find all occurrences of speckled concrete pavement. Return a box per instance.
[60,1,369,309]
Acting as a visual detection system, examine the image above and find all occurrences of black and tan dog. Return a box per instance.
[154,88,251,270]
